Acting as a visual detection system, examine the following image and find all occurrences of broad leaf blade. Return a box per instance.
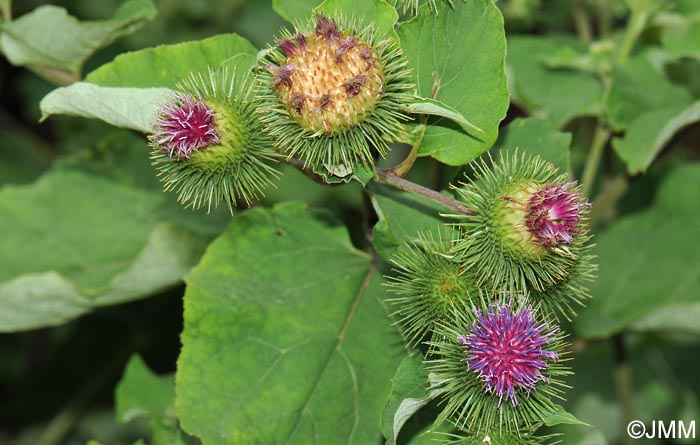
[85,34,257,89]
[493,117,572,174]
[0,0,156,84]
[316,0,399,39]
[176,203,405,445]
[40,83,172,133]
[273,0,322,23]
[406,97,484,136]
[397,0,509,165]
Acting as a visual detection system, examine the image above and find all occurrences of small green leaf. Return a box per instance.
[273,0,322,23]
[116,355,196,445]
[406,97,484,136]
[316,0,398,39]
[0,0,156,84]
[397,0,509,165]
[606,54,692,130]
[612,101,700,174]
[575,164,700,339]
[40,83,172,133]
[493,117,572,174]
[381,354,434,445]
[507,35,604,128]
[176,203,405,445]
[85,34,257,89]
[368,182,457,261]
[542,405,591,427]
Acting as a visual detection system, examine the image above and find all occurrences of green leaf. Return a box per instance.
[575,163,700,339]
[0,0,156,84]
[0,169,210,332]
[0,130,47,186]
[40,83,172,133]
[662,20,700,60]
[368,182,456,261]
[405,97,484,136]
[397,0,509,165]
[507,35,604,128]
[493,117,572,174]
[176,203,405,445]
[316,0,399,39]
[381,354,434,445]
[116,355,182,445]
[612,101,700,174]
[542,404,591,427]
[273,0,322,23]
[606,54,692,131]
[630,301,700,335]
[85,34,257,89]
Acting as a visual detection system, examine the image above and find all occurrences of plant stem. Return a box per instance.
[581,124,611,198]
[617,0,650,65]
[596,0,610,38]
[573,0,593,43]
[1,0,11,21]
[613,334,636,445]
[589,175,629,226]
[374,169,476,215]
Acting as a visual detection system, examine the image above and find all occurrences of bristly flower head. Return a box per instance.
[257,13,413,181]
[458,303,558,407]
[149,68,281,213]
[427,298,569,435]
[386,233,478,348]
[449,153,594,319]
[152,95,220,159]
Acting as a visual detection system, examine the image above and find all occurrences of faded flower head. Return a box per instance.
[257,13,413,180]
[153,94,220,158]
[526,183,589,249]
[458,303,558,407]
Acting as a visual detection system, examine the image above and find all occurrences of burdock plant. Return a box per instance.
[257,14,413,180]
[150,68,281,213]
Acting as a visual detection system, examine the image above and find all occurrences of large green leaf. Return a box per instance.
[507,35,604,128]
[116,355,195,445]
[273,0,322,23]
[605,54,693,131]
[316,0,399,39]
[493,117,572,174]
[85,34,257,89]
[612,101,700,174]
[575,163,700,339]
[40,83,172,133]
[397,0,509,165]
[176,203,405,445]
[368,182,456,262]
[0,0,156,84]
[0,169,208,332]
[662,18,700,60]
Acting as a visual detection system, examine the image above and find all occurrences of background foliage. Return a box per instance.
[0,0,698,444]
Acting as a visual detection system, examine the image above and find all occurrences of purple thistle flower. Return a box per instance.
[154,95,220,159]
[526,183,588,248]
[458,303,558,407]
[315,14,341,40]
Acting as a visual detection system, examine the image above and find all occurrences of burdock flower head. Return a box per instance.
[450,153,593,318]
[427,299,569,435]
[386,233,478,348]
[149,68,280,213]
[257,13,413,180]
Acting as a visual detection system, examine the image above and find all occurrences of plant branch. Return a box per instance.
[581,124,611,198]
[613,334,636,445]
[374,169,476,215]
[1,0,11,21]
[617,0,650,65]
[573,0,593,43]
[596,0,610,38]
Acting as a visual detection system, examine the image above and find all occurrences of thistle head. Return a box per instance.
[386,233,478,348]
[149,68,281,213]
[257,14,413,180]
[450,153,593,297]
[152,94,220,158]
[427,297,569,434]
[458,303,558,407]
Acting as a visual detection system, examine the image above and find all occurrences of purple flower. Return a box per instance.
[458,303,558,407]
[153,94,220,159]
[526,183,587,248]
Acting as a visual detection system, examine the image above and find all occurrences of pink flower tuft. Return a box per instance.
[526,183,588,248]
[458,303,558,407]
[154,95,220,159]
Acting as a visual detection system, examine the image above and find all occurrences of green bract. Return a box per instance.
[256,13,413,181]
[149,68,280,213]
